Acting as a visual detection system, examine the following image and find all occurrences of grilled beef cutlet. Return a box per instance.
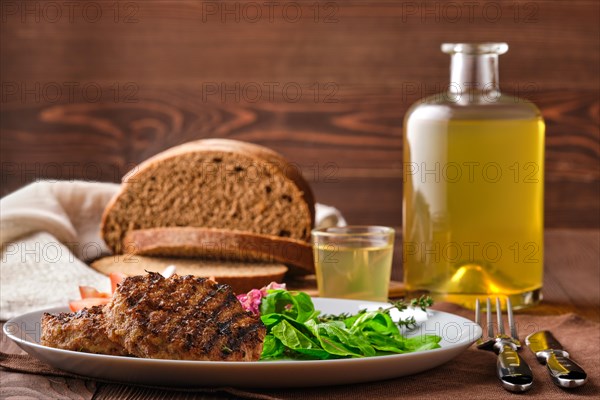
[104,272,266,361]
[41,306,128,356]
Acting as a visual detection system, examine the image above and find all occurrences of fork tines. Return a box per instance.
[506,297,518,339]
[475,297,520,345]
[475,297,532,392]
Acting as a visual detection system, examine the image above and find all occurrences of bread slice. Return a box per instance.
[123,227,314,274]
[101,139,315,254]
[90,255,288,294]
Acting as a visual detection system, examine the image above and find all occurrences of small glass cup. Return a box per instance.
[311,226,395,301]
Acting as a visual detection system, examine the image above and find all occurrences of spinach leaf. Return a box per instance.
[261,335,285,360]
[258,289,441,361]
[260,289,320,323]
[271,319,330,359]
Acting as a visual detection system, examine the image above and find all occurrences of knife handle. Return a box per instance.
[540,350,588,388]
[496,342,534,392]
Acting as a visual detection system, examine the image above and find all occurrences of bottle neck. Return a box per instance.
[449,53,500,100]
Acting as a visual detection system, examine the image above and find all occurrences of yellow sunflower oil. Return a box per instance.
[403,43,545,309]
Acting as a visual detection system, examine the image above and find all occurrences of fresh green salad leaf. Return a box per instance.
[258,289,441,360]
[260,289,319,324]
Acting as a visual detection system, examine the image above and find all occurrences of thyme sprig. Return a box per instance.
[318,295,434,329]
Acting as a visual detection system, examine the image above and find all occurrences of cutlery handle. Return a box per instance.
[542,350,587,388]
[496,343,533,392]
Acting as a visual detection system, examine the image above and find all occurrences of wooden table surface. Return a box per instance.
[1,229,598,399]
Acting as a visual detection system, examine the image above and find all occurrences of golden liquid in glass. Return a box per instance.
[314,243,394,302]
[403,117,545,309]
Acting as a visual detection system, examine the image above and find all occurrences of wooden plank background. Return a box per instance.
[1,0,598,228]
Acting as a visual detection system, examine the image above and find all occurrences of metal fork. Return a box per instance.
[476,297,534,392]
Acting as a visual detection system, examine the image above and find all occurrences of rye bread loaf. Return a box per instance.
[123,227,314,274]
[101,139,315,254]
[90,255,288,294]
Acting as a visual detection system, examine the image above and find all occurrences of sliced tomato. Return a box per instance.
[79,286,111,299]
[110,272,128,293]
[69,297,110,312]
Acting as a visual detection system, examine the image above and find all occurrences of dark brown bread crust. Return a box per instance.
[123,227,314,274]
[90,254,288,294]
[101,139,315,254]
[104,272,266,361]
[41,306,128,356]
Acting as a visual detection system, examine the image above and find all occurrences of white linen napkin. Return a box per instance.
[314,203,347,229]
[0,180,345,320]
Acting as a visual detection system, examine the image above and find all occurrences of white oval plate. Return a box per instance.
[4,298,481,388]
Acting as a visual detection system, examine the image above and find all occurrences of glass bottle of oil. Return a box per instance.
[403,43,545,309]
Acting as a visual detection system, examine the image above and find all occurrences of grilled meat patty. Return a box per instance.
[104,272,266,361]
[41,306,129,356]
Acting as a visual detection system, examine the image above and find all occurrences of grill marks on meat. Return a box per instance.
[41,306,129,356]
[40,273,266,361]
[103,272,265,361]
